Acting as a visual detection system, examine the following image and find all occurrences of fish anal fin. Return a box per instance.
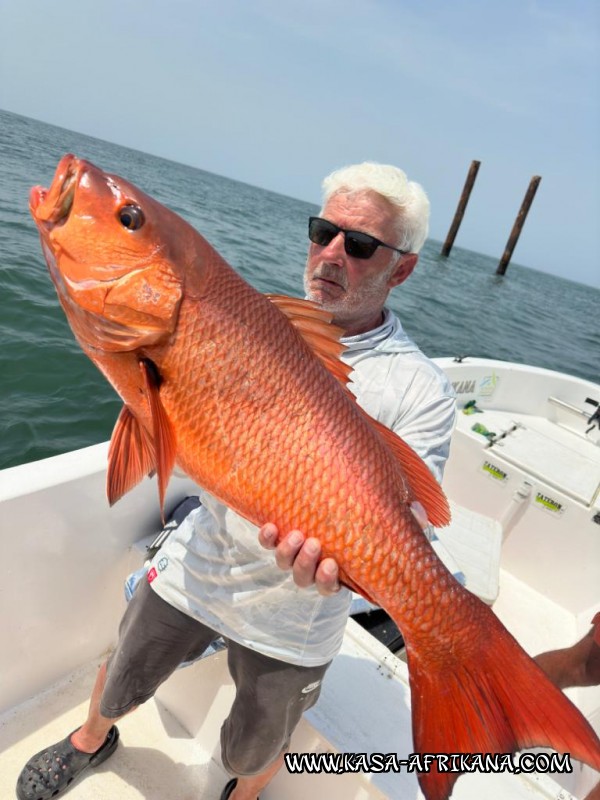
[338,569,378,606]
[405,610,600,800]
[139,358,177,522]
[107,405,156,506]
[266,294,353,387]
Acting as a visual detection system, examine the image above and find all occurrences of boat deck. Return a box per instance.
[1,584,595,800]
[0,658,228,800]
[0,624,404,800]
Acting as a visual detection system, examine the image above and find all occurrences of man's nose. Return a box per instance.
[320,231,346,259]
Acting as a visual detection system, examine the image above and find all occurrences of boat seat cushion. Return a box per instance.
[435,501,502,605]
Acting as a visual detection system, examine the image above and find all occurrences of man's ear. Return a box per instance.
[388,254,418,288]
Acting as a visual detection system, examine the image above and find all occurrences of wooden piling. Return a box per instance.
[441,160,481,257]
[496,176,541,275]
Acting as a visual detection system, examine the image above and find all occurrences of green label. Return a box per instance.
[535,492,564,514]
[482,461,507,482]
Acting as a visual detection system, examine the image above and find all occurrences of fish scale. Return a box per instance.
[29,154,600,800]
[161,274,404,571]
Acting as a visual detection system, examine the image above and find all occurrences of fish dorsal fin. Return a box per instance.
[266,294,353,387]
[366,412,451,528]
[267,294,450,527]
[139,358,177,523]
[107,404,156,506]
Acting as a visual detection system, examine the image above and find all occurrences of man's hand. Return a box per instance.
[258,504,430,596]
[258,523,341,596]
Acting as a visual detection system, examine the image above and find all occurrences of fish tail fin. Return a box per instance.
[404,610,600,800]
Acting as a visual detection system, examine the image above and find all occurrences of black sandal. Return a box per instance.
[220,779,238,800]
[16,725,119,800]
[220,777,259,799]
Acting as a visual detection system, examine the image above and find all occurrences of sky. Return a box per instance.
[1,0,598,287]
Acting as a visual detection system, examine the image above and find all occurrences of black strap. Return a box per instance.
[146,495,202,560]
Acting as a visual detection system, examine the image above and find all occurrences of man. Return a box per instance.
[16,162,456,800]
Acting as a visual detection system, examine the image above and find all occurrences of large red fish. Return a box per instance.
[29,155,600,800]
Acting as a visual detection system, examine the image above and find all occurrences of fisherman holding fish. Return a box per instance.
[21,159,600,800]
[20,161,455,800]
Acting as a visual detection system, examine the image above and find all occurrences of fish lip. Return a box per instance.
[50,166,77,224]
[29,154,81,227]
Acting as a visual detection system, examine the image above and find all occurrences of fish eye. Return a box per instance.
[119,204,145,231]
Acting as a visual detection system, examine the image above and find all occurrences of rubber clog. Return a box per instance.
[16,725,119,800]
[219,777,260,799]
[220,779,238,800]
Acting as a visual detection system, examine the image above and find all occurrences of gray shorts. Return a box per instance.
[102,578,331,775]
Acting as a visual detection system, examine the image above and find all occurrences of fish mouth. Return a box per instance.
[29,154,81,228]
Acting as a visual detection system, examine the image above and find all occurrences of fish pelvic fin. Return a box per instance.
[405,611,600,800]
[107,404,156,506]
[139,358,176,523]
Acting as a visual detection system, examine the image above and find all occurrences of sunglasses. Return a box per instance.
[308,216,408,260]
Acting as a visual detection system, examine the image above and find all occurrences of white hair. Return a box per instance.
[321,162,430,253]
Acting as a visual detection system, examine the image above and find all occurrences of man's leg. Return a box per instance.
[16,579,219,799]
[228,753,286,800]
[16,659,126,800]
[70,662,129,752]
[220,641,331,800]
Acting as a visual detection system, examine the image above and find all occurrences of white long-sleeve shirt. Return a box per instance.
[148,309,456,666]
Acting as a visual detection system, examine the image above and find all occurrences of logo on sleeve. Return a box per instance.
[301,680,321,694]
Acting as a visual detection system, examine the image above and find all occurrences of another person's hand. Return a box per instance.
[258,523,340,596]
[535,614,600,690]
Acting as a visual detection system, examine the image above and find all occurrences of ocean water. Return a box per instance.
[1,109,598,470]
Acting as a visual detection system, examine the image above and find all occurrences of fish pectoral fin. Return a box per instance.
[139,358,177,523]
[107,405,156,505]
[266,294,353,387]
[366,414,451,528]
